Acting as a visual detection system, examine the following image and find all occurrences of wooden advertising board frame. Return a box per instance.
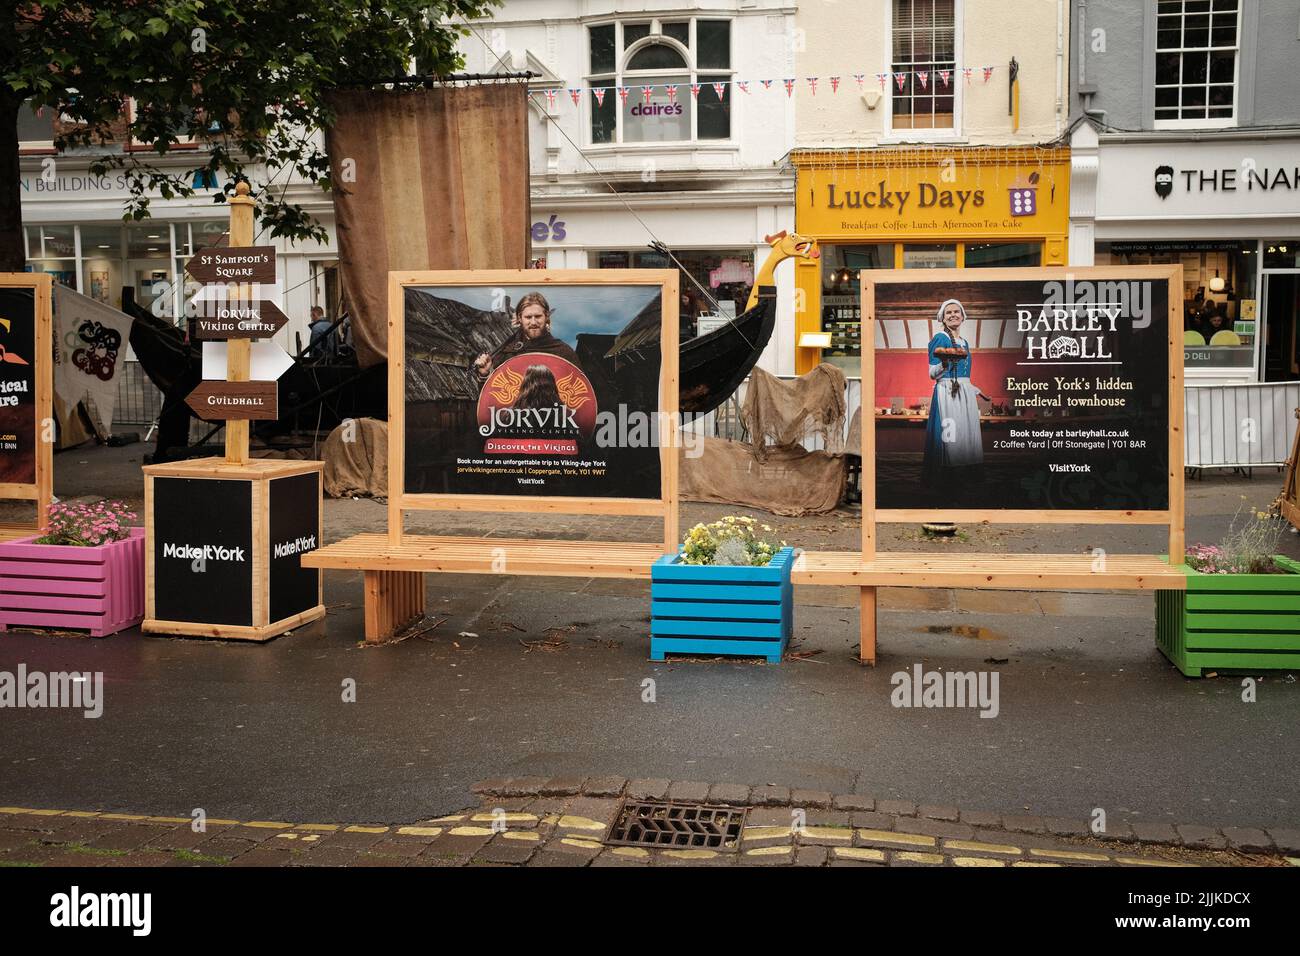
[0,273,53,538]
[788,265,1188,665]
[388,269,680,553]
[859,264,1185,560]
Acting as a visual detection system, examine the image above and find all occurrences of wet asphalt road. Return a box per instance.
[0,444,1296,830]
[1,572,1295,830]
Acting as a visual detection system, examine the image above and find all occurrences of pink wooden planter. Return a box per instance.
[0,527,145,637]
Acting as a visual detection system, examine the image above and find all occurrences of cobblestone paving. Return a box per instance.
[3,780,1296,868]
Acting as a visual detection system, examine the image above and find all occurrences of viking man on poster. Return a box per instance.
[473,292,582,380]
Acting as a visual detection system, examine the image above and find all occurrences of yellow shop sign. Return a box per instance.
[793,147,1070,242]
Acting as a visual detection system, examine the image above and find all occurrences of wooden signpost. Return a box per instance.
[142,182,324,641]
[0,273,52,539]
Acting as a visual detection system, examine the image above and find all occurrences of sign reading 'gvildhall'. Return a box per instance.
[184,381,278,420]
[193,300,290,340]
[185,246,276,284]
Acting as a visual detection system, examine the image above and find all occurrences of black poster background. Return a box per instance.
[152,478,253,626]
[0,288,38,485]
[269,473,320,622]
[403,284,663,499]
[874,277,1170,511]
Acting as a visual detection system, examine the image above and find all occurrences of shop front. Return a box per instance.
[19,157,338,358]
[1081,136,1300,384]
[790,147,1071,376]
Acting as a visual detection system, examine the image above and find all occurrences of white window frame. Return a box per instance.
[585,17,735,148]
[883,0,964,143]
[125,97,202,150]
[1153,0,1240,131]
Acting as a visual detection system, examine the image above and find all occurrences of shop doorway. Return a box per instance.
[1263,273,1300,382]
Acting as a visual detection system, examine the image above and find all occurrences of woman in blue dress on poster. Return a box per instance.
[923,298,989,484]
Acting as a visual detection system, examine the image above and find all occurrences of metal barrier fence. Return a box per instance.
[690,375,1300,473]
[113,361,165,426]
[1185,382,1300,471]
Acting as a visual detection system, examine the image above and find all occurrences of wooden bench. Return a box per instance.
[792,551,1187,665]
[304,534,668,642]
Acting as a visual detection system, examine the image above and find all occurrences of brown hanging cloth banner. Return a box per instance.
[324,81,532,367]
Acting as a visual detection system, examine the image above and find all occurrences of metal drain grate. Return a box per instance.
[605,800,747,849]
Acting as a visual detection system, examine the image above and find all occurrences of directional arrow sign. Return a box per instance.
[185,381,278,421]
[194,300,290,339]
[202,340,295,381]
[185,246,276,284]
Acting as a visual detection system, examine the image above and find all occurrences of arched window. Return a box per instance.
[588,19,732,145]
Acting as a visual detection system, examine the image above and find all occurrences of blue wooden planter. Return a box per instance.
[650,547,794,663]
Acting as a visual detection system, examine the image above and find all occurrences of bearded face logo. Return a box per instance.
[1154,165,1174,199]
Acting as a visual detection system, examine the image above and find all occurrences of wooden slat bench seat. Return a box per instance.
[302,533,668,642]
[793,551,1188,590]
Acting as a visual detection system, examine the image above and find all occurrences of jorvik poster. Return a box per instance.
[872,274,1170,511]
[403,283,664,498]
[0,287,38,485]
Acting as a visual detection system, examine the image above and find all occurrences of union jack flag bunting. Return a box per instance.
[690,83,701,99]
[761,79,773,90]
[543,88,557,108]
[829,76,840,93]
[916,70,928,90]
[894,72,907,91]
[592,88,606,106]
[617,86,629,104]
[569,88,581,106]
[807,77,818,95]
[983,65,994,83]
[938,69,951,87]
[641,85,654,103]
[783,78,795,96]
[736,80,749,94]
[665,84,678,102]
[713,81,727,100]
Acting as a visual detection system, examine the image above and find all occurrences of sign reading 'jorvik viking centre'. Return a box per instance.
[868,267,1177,513]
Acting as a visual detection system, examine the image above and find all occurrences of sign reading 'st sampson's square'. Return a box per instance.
[185,246,277,284]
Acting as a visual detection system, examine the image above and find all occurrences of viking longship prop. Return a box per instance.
[606,230,820,415]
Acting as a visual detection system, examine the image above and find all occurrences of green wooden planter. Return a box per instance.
[1156,555,1300,677]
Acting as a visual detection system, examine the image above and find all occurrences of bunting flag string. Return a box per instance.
[530,66,1004,110]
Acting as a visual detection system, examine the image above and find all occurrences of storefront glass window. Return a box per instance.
[1263,242,1299,270]
[902,243,956,268]
[1098,240,1257,370]
[819,243,893,377]
[79,224,122,306]
[965,241,1041,268]
[596,248,753,337]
